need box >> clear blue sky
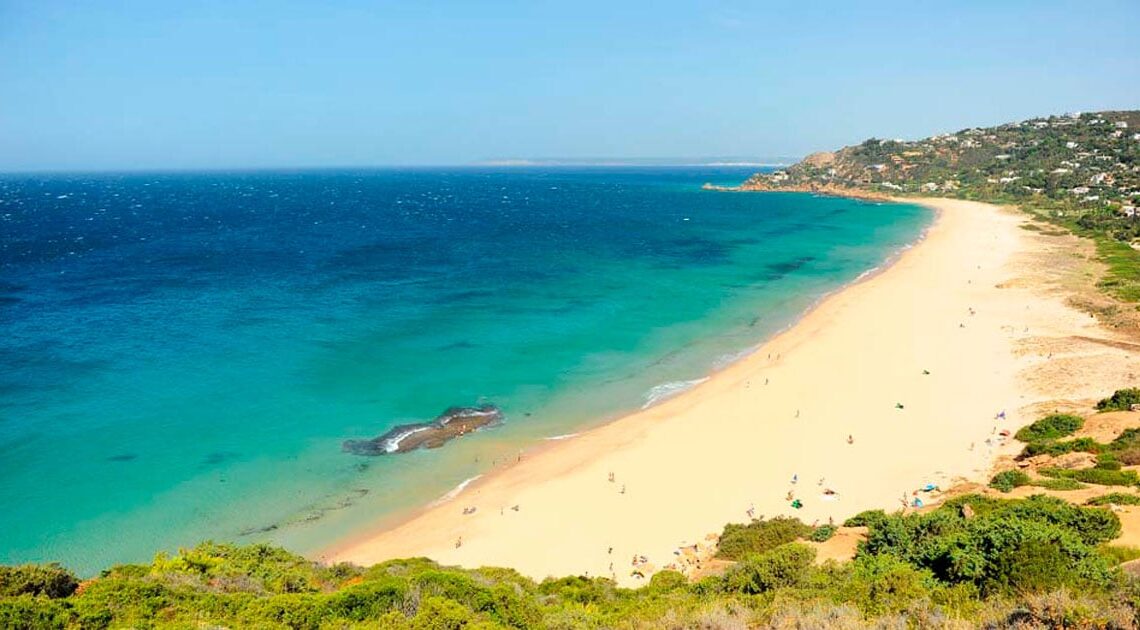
[2,0,1138,171]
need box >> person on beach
[608,472,615,482]
[791,473,798,484]
[455,537,462,548]
[620,484,626,495]
[847,434,854,445]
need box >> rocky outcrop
[343,404,503,455]
[704,179,891,202]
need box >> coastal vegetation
[740,110,1140,302]
[1013,413,1084,442]
[1099,388,1140,412]
[4,493,1140,628]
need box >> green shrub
[0,596,71,629]
[716,516,813,560]
[1033,478,1085,491]
[1086,492,1140,506]
[810,525,837,542]
[0,564,79,598]
[1020,437,1101,458]
[1039,467,1140,487]
[839,554,934,616]
[724,543,816,594]
[1097,544,1140,565]
[1109,427,1140,450]
[989,469,1031,493]
[843,510,888,528]
[860,494,1119,594]
[1003,495,1122,545]
[411,595,478,630]
[647,570,687,592]
[536,575,614,605]
[1097,388,1140,412]
[1015,414,1085,442]
[1096,454,1123,470]
[325,578,407,621]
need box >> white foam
[641,378,709,409]
[382,426,432,453]
[544,432,580,441]
[431,475,482,506]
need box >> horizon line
[0,159,795,177]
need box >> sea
[0,167,931,574]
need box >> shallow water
[0,167,930,573]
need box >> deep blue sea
[0,167,930,574]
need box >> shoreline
[319,196,937,554]
[326,196,1129,585]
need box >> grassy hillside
[4,493,1140,628]
[744,110,1140,301]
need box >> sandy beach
[329,197,1140,586]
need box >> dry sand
[329,198,1140,585]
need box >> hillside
[740,110,1140,301]
[7,392,1140,628]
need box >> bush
[0,596,71,629]
[411,596,478,629]
[840,554,934,616]
[860,494,1119,594]
[843,510,888,528]
[1033,478,1085,491]
[1039,467,1140,487]
[1086,492,1140,506]
[1097,544,1140,565]
[1004,495,1122,545]
[647,570,687,592]
[724,543,816,594]
[989,470,1031,493]
[810,525,837,542]
[1096,454,1123,470]
[1097,388,1140,412]
[1015,414,1085,442]
[716,516,813,560]
[1020,437,1101,458]
[0,564,79,598]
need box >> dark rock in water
[343,404,503,455]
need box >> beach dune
[329,198,1137,586]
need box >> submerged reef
[343,404,503,455]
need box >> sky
[1,0,1138,172]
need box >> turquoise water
[0,168,930,574]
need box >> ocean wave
[544,432,580,441]
[641,378,708,409]
[713,347,755,370]
[381,426,432,453]
[431,475,482,506]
